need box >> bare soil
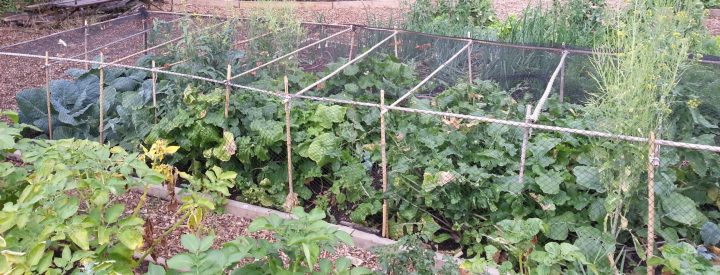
[115,189,380,271]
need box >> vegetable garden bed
[2,7,720,274]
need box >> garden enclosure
[2,10,720,273]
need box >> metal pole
[380,89,389,238]
[225,64,231,118]
[98,53,105,144]
[45,52,53,139]
[152,60,158,123]
[647,131,658,275]
[519,105,532,184]
[284,76,296,212]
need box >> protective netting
[3,11,720,273]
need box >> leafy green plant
[502,0,607,47]
[148,207,372,274]
[0,113,164,274]
[647,242,720,274]
[402,0,498,40]
[374,234,459,275]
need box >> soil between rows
[113,189,380,272]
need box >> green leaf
[305,133,338,165]
[118,229,143,250]
[662,192,707,225]
[701,222,720,246]
[167,254,194,271]
[343,64,360,76]
[146,263,167,275]
[181,234,202,252]
[344,83,360,93]
[536,172,562,195]
[310,105,347,128]
[573,166,604,192]
[69,229,90,250]
[105,204,125,223]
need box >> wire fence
[2,10,719,274]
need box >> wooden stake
[519,104,532,184]
[380,89,389,238]
[348,28,356,60]
[45,51,53,139]
[559,44,566,103]
[393,26,399,58]
[283,76,296,212]
[647,131,658,275]
[98,53,105,144]
[152,60,158,123]
[84,20,89,70]
[225,64,231,118]
[143,17,149,52]
[467,32,473,83]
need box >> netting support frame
[530,51,568,121]
[390,40,473,107]
[380,89,389,238]
[519,104,533,184]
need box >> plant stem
[138,210,193,263]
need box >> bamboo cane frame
[284,76,294,200]
[107,20,229,67]
[98,53,105,143]
[467,32,473,83]
[647,132,659,275]
[225,64,231,118]
[84,20,89,70]
[380,89,389,238]
[519,104,533,184]
[152,60,158,124]
[6,14,720,251]
[4,51,720,154]
[348,27,356,60]
[229,27,352,80]
[530,51,568,121]
[390,40,472,107]
[295,31,398,96]
[45,52,53,139]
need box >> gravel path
[116,189,380,271]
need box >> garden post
[559,44,566,103]
[284,76,296,212]
[647,131,659,275]
[225,64,231,118]
[348,26,356,60]
[143,12,149,52]
[98,53,105,144]
[152,60,158,123]
[467,32,473,83]
[393,26,399,58]
[519,104,532,184]
[380,89,389,238]
[84,20,89,70]
[45,51,53,139]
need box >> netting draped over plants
[2,10,720,273]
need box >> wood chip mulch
[114,190,379,272]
